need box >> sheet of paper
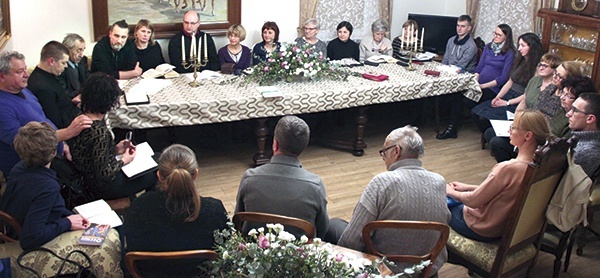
[436,65,461,74]
[184,70,223,81]
[490,119,513,137]
[86,211,123,227]
[128,79,172,96]
[121,142,158,178]
[506,110,515,120]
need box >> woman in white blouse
[359,19,393,62]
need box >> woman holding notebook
[68,72,157,201]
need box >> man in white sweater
[335,125,450,276]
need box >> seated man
[28,41,80,129]
[334,126,450,275]
[0,121,88,250]
[91,19,142,79]
[567,93,600,182]
[0,51,91,177]
[60,33,89,98]
[235,116,329,238]
[168,11,220,73]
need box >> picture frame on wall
[92,0,241,41]
[0,0,11,50]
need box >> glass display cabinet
[538,8,600,90]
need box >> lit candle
[420,28,425,50]
[181,35,185,62]
[203,34,207,60]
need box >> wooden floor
[145,102,599,277]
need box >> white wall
[5,0,465,65]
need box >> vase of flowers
[247,43,352,85]
[200,223,430,277]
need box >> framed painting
[92,0,241,41]
[0,0,11,50]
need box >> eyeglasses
[379,145,399,157]
[569,105,591,115]
[553,71,565,80]
[303,27,317,31]
[560,89,576,100]
[537,63,550,69]
[183,20,199,25]
[509,124,527,132]
[493,32,504,37]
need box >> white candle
[191,33,196,61]
[414,28,417,51]
[401,28,405,51]
[203,34,207,60]
[181,35,185,62]
[420,28,425,50]
[409,25,414,49]
[197,33,202,62]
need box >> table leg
[352,107,368,156]
[253,118,270,166]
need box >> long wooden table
[109,62,481,164]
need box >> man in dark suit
[59,33,89,99]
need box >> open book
[366,55,398,64]
[120,142,158,178]
[141,63,179,79]
[73,199,122,227]
[79,223,111,246]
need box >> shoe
[436,125,457,140]
[481,133,487,149]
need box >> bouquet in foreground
[201,223,430,277]
[246,43,353,85]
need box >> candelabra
[404,48,423,71]
[182,55,208,87]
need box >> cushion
[446,228,536,274]
[0,229,123,277]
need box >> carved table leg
[253,118,270,166]
[352,107,368,156]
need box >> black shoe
[436,125,457,140]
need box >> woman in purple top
[437,24,516,140]
[218,24,251,75]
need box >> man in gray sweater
[234,116,329,238]
[567,93,600,181]
[336,126,450,275]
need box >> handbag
[17,247,95,278]
[546,149,593,232]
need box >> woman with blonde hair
[133,19,165,72]
[446,109,549,241]
[218,24,252,74]
[124,144,228,276]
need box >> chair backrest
[491,136,569,274]
[362,220,449,278]
[0,210,22,243]
[125,250,218,278]
[232,212,316,241]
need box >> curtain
[468,0,555,45]
[299,0,391,41]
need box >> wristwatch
[506,100,510,106]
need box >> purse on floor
[17,247,95,278]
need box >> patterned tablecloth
[108,62,481,129]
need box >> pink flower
[357,273,368,278]
[305,49,311,54]
[263,66,270,72]
[258,235,270,248]
[335,253,344,262]
[292,46,298,52]
[238,243,247,251]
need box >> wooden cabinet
[538,8,600,90]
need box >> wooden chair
[447,136,570,278]
[125,250,218,278]
[361,220,449,278]
[540,226,576,278]
[0,210,21,243]
[232,212,316,241]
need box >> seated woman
[133,19,165,72]
[295,18,327,57]
[472,33,543,131]
[0,121,88,250]
[437,24,516,140]
[487,61,589,162]
[446,109,549,241]
[123,144,228,276]
[218,24,251,75]
[68,72,157,201]
[252,21,281,65]
[326,21,359,61]
[359,19,393,62]
[392,20,418,59]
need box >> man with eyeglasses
[331,126,450,275]
[567,93,600,182]
[168,10,220,73]
[91,20,142,80]
[59,33,89,99]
